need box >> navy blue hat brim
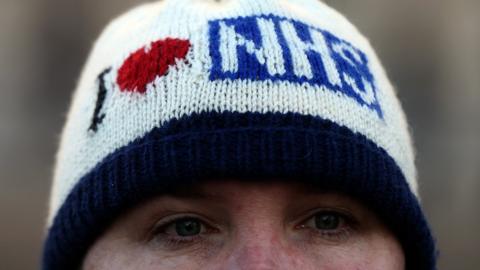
[42,111,437,270]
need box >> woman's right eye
[166,217,204,237]
[149,216,217,249]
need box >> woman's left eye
[313,211,342,230]
[297,210,356,242]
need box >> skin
[83,180,405,270]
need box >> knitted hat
[43,0,437,269]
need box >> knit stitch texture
[43,0,437,269]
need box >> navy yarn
[208,14,383,117]
[42,111,436,270]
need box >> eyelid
[292,207,359,230]
[147,213,218,240]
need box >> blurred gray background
[0,0,479,269]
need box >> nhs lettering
[208,15,383,117]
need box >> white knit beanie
[43,0,437,269]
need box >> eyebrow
[163,185,225,201]
[161,180,337,203]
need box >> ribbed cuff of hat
[42,111,437,270]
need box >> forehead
[120,179,375,231]
[158,179,363,208]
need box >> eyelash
[161,234,203,249]
[149,209,357,248]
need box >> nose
[221,237,304,270]
[227,245,280,270]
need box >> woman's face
[83,180,405,270]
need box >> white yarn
[48,0,417,225]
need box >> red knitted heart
[117,38,191,93]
